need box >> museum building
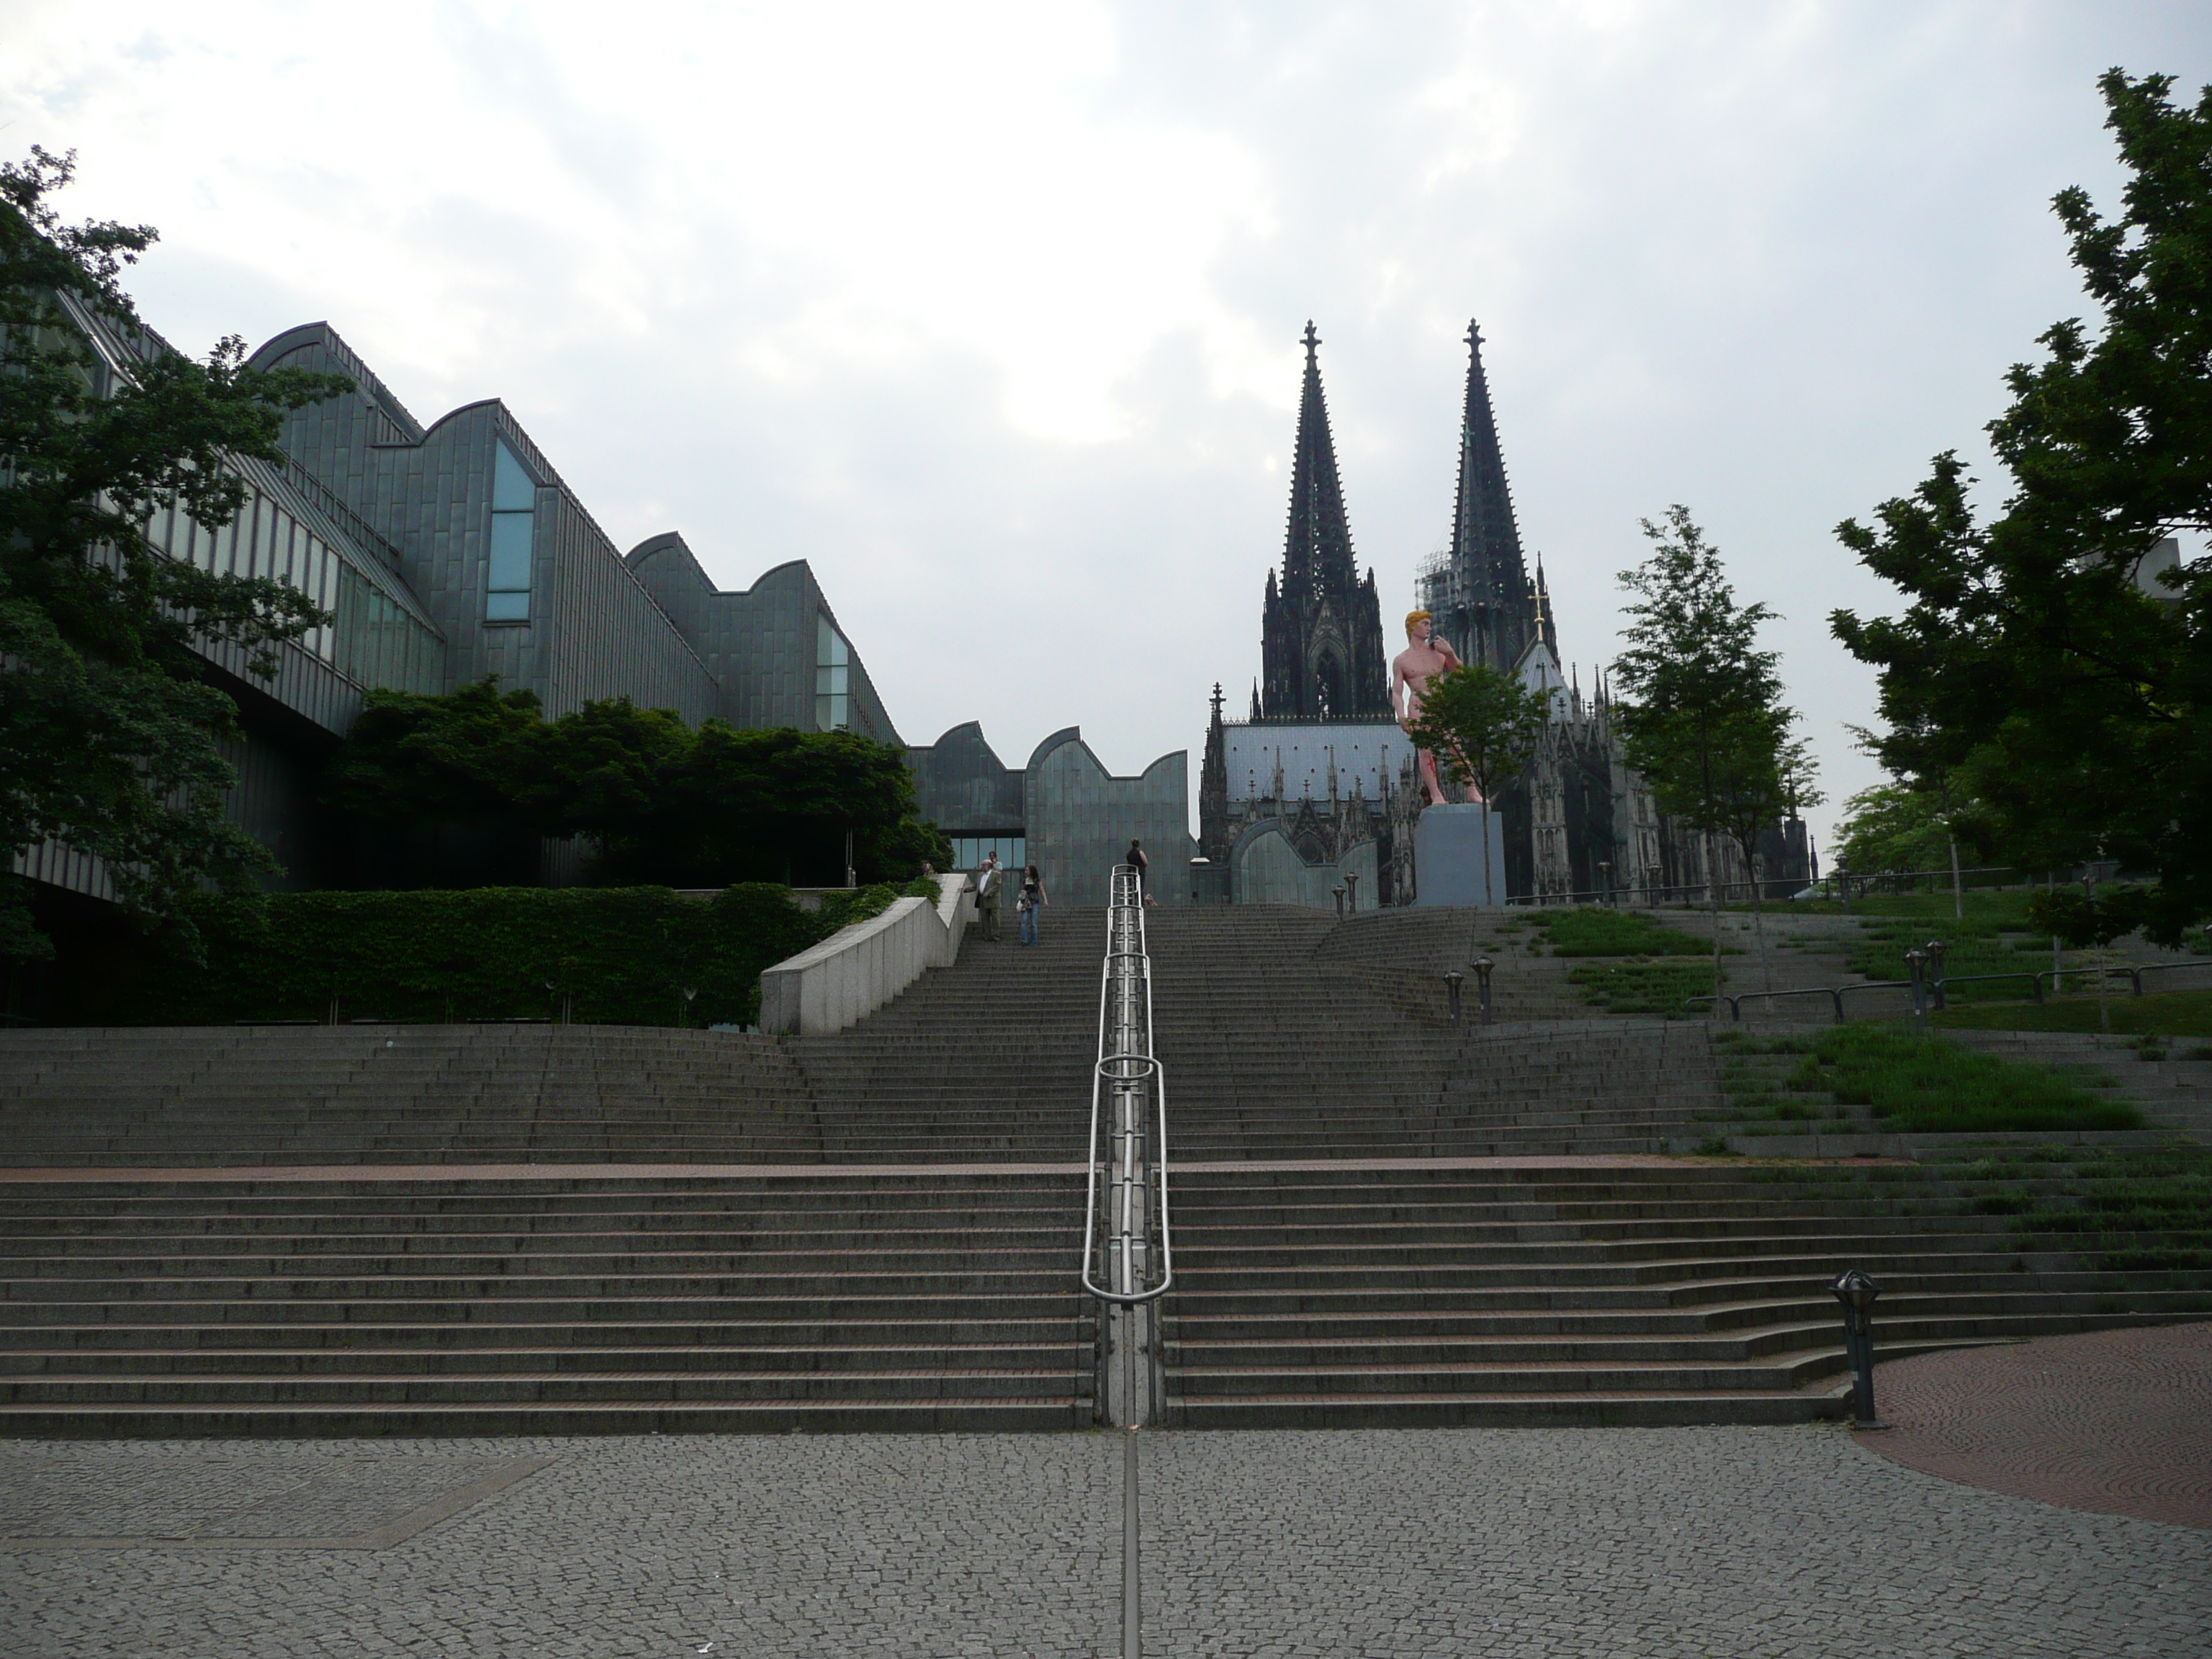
[17,292,1192,928]
[17,298,901,914]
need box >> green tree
[1833,781,1957,876]
[1609,505,1794,994]
[323,681,952,889]
[1705,715,1822,989]
[639,724,945,888]
[1832,70,2212,946]
[1403,661,1552,902]
[321,678,550,887]
[0,149,352,955]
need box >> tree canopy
[1403,662,1553,809]
[0,149,352,955]
[326,679,951,889]
[1832,70,2212,945]
[1832,781,1959,876]
[1609,504,1807,868]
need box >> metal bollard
[1443,970,1465,1025]
[1831,1269,1887,1429]
[1926,940,1948,1011]
[1905,948,1929,1033]
[1471,956,1495,1026]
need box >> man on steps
[973,852,1003,941]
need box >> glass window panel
[254,496,275,578]
[145,500,171,557]
[487,513,533,591]
[486,588,529,621]
[493,441,535,511]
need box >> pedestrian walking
[1126,839,1154,906]
[974,852,1002,941]
[1017,865,1048,946]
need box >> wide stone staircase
[1,901,2203,1435]
[0,1172,1092,1436]
[0,1026,824,1167]
[1159,1161,2211,1427]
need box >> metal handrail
[1687,958,2212,1022]
[1080,864,1174,1434]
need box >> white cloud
[4,0,2208,853]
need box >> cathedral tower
[1259,323,1389,721]
[1419,320,1550,672]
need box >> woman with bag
[1017,865,1048,947]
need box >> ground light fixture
[1442,970,1465,1024]
[1905,949,1930,1031]
[1832,1269,1887,1430]
[1471,956,1496,1025]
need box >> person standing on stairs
[974,852,1002,941]
[1018,865,1048,946]
[1126,839,1154,906]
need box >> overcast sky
[6,2,2209,858]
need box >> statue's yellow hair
[1404,609,1432,636]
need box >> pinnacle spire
[1429,318,1539,672]
[1281,321,1357,602]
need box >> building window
[815,613,850,730]
[950,835,1025,871]
[487,440,535,621]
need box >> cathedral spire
[1257,322,1390,721]
[1282,320,1357,602]
[1436,319,1538,672]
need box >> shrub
[114,884,837,1028]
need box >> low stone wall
[758,874,974,1035]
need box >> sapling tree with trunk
[1609,505,1802,1002]
[1402,662,1553,905]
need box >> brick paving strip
[1857,1321,2212,1527]
[0,1154,1906,1182]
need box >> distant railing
[1501,866,2033,910]
[1688,956,2212,1022]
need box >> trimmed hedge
[115,883,914,1028]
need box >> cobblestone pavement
[1,1425,2205,1658]
[1858,1321,2212,1527]
[1141,1425,2208,1658]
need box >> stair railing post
[1905,950,1928,1033]
[1926,940,1948,1011]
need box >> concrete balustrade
[759,873,975,1035]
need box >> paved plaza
[1,1421,2204,1658]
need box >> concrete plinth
[1413,804,1508,906]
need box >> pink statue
[1390,608,1462,807]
